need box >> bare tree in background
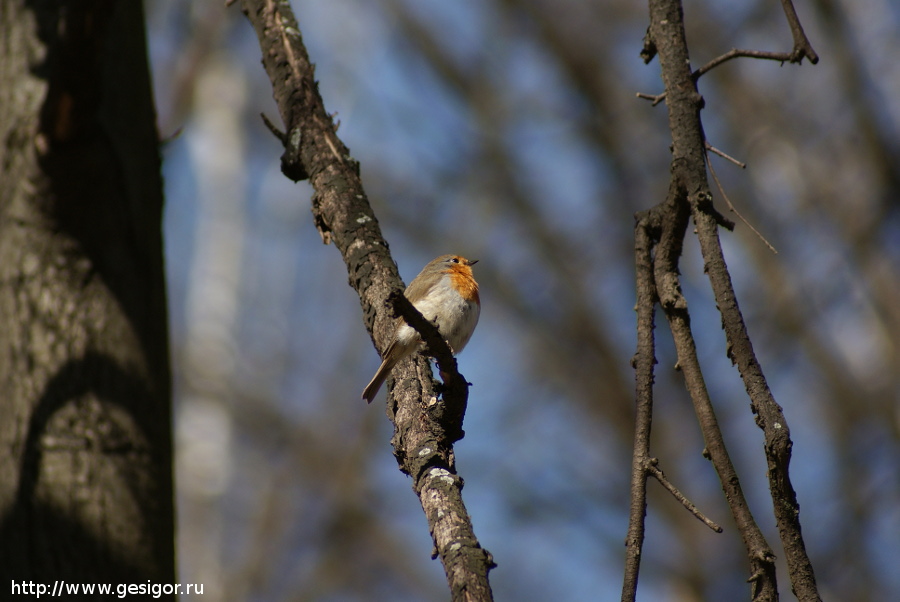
[624,0,820,600]
[0,1,175,595]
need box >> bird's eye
[449,257,459,263]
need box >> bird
[362,254,481,403]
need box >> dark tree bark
[0,0,175,594]
[623,0,821,600]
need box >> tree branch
[639,1,818,104]
[778,0,819,64]
[621,209,661,602]
[657,246,779,602]
[639,0,823,599]
[693,48,804,80]
[690,170,820,602]
[705,141,746,169]
[653,171,779,602]
[646,460,722,533]
[625,194,723,602]
[237,1,494,598]
[705,149,778,254]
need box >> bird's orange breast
[448,266,480,305]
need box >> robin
[362,254,481,403]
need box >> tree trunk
[0,0,175,593]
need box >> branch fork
[623,0,821,600]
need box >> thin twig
[636,91,667,106]
[260,112,286,143]
[694,48,800,80]
[646,460,723,532]
[705,149,778,254]
[705,142,746,169]
[640,46,814,106]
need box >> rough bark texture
[239,1,495,599]
[622,0,821,600]
[0,0,175,593]
[621,211,659,601]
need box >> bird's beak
[466,259,479,266]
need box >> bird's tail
[361,358,395,403]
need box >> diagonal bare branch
[637,0,823,598]
[236,1,495,599]
[646,460,722,533]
